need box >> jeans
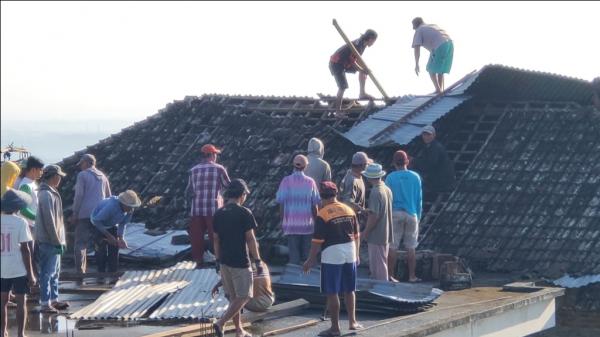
[287,234,312,265]
[94,227,119,272]
[74,218,94,274]
[37,242,60,305]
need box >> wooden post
[332,19,389,101]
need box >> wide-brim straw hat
[118,190,142,208]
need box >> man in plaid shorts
[185,144,231,268]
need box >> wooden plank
[141,299,309,337]
[262,319,321,336]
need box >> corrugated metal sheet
[273,265,442,314]
[344,95,469,147]
[70,261,228,321]
[342,64,593,148]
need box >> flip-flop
[52,301,70,310]
[317,329,341,337]
[349,323,364,330]
[213,323,224,337]
[408,277,422,283]
[40,306,59,314]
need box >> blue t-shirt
[384,170,422,220]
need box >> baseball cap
[393,150,409,166]
[42,164,66,179]
[1,189,32,213]
[293,154,309,169]
[200,144,221,154]
[319,181,338,198]
[224,178,251,198]
[422,125,436,135]
[352,152,372,165]
[77,153,96,166]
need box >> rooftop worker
[212,179,264,337]
[305,138,332,187]
[339,152,371,229]
[304,181,363,336]
[90,190,141,273]
[1,189,36,337]
[592,77,600,109]
[70,153,112,275]
[329,29,378,114]
[1,161,21,197]
[17,156,44,228]
[411,17,454,93]
[385,150,423,283]
[361,163,393,281]
[35,164,69,313]
[185,144,231,268]
[276,154,321,265]
[411,125,456,193]
[211,263,274,313]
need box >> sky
[2,1,599,124]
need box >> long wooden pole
[332,19,389,101]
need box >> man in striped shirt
[276,154,321,265]
[185,144,230,268]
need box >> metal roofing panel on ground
[273,264,442,314]
[70,261,228,321]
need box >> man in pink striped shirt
[186,144,230,268]
[276,155,321,265]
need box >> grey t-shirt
[339,169,366,211]
[412,24,451,52]
[366,183,393,246]
[306,155,332,187]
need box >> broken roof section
[343,64,592,148]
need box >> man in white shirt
[1,189,37,337]
[411,17,454,93]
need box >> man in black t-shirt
[212,179,263,337]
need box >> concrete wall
[428,298,556,337]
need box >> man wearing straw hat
[90,190,141,273]
[361,163,393,281]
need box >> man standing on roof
[17,156,44,230]
[276,154,321,265]
[411,125,456,193]
[303,181,362,336]
[185,144,231,268]
[35,165,69,313]
[70,154,112,275]
[412,17,454,94]
[212,179,263,337]
[329,29,378,113]
[361,163,393,281]
[385,151,423,282]
[305,138,332,188]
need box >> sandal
[213,323,224,337]
[349,323,364,330]
[408,277,422,283]
[317,329,341,337]
[40,305,59,314]
[52,301,70,310]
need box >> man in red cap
[185,144,231,268]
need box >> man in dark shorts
[213,179,264,337]
[303,181,362,337]
[1,189,37,337]
[329,29,378,113]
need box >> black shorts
[1,276,30,295]
[329,62,349,90]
